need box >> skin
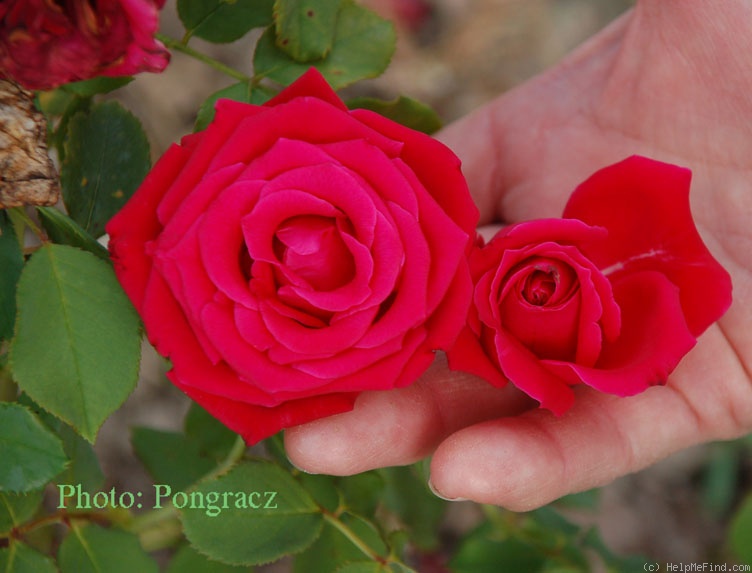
[285,0,752,510]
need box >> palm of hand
[286,3,752,509]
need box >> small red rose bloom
[107,69,478,443]
[448,156,732,413]
[0,0,169,91]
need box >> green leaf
[51,423,105,491]
[61,101,150,238]
[346,96,442,134]
[274,0,342,62]
[10,244,142,443]
[0,211,24,341]
[293,521,366,573]
[178,0,274,43]
[263,433,294,470]
[166,543,251,573]
[730,493,752,565]
[0,403,67,493]
[335,564,382,573]
[295,512,388,573]
[254,0,395,90]
[449,524,547,573]
[297,473,340,513]
[184,402,239,460]
[63,77,133,97]
[181,460,323,565]
[37,207,110,261]
[132,427,215,491]
[380,464,445,550]
[339,471,384,517]
[15,395,105,491]
[0,542,57,573]
[701,442,742,517]
[335,564,415,573]
[36,88,78,117]
[194,82,275,132]
[58,524,159,573]
[0,490,43,534]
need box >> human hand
[285,0,752,510]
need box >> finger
[428,327,750,510]
[285,354,534,475]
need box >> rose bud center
[517,259,578,308]
[499,257,582,361]
[522,269,557,306]
[273,215,356,291]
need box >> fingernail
[287,456,318,475]
[428,479,467,502]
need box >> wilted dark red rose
[0,0,169,91]
[107,69,478,443]
[448,156,732,413]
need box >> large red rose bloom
[107,69,478,444]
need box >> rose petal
[544,270,697,396]
[263,67,348,111]
[447,325,509,388]
[172,377,356,444]
[199,179,266,307]
[564,155,732,336]
[494,328,576,414]
[205,98,403,175]
[351,108,479,234]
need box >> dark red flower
[0,0,169,90]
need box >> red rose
[0,0,169,91]
[107,69,478,443]
[448,156,732,413]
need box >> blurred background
[100,0,752,568]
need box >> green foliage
[184,402,240,460]
[46,419,105,491]
[336,563,415,573]
[729,493,752,565]
[62,77,133,97]
[294,521,369,573]
[450,522,548,573]
[0,212,23,341]
[0,491,43,534]
[178,0,274,43]
[347,96,443,134]
[9,244,142,443]
[61,101,151,238]
[132,427,216,491]
[58,524,159,573]
[338,471,384,517]
[254,0,395,89]
[37,207,110,261]
[0,542,58,573]
[166,543,252,572]
[0,403,67,493]
[181,460,323,565]
[274,0,342,62]
[380,464,446,550]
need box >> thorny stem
[156,34,252,83]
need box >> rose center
[273,215,355,291]
[522,269,557,306]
